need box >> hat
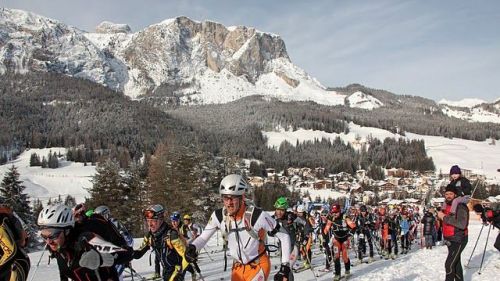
[450,165,461,175]
[445,184,458,194]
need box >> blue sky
[3,0,500,102]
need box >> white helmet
[94,205,111,219]
[297,205,305,213]
[38,204,75,228]
[219,174,248,196]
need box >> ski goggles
[40,228,64,241]
[143,210,163,219]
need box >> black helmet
[360,205,367,212]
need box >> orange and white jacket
[191,203,291,265]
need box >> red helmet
[330,204,341,214]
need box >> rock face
[95,21,131,34]
[0,8,340,105]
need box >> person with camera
[473,203,500,252]
[437,184,469,281]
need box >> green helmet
[274,197,289,209]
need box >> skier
[272,196,299,273]
[170,212,197,281]
[133,204,189,281]
[38,204,133,281]
[182,214,201,244]
[355,205,375,263]
[184,174,292,281]
[0,196,30,281]
[295,204,313,270]
[94,205,134,280]
[318,209,333,272]
[324,204,356,281]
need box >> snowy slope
[347,91,383,110]
[0,148,94,205]
[438,98,487,108]
[262,122,500,182]
[26,218,499,280]
[441,105,500,124]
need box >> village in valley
[245,164,497,209]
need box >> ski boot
[345,270,351,279]
[334,274,341,281]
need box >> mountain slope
[0,8,344,106]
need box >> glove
[185,244,198,263]
[274,263,291,281]
[79,248,115,270]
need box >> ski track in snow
[26,219,499,281]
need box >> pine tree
[88,159,124,212]
[64,195,76,207]
[0,165,33,226]
[30,153,41,166]
[147,140,218,222]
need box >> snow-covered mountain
[440,99,500,124]
[0,8,345,106]
[346,91,383,110]
[438,98,486,108]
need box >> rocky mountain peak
[95,21,131,34]
[0,8,338,105]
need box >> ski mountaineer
[0,196,30,281]
[324,204,356,281]
[318,209,333,272]
[184,174,292,281]
[94,205,134,281]
[295,204,313,270]
[272,197,299,273]
[170,212,197,281]
[133,204,189,281]
[355,205,375,263]
[38,204,134,281]
[182,214,202,245]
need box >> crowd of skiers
[0,165,498,281]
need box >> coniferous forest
[1,72,499,235]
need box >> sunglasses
[222,195,241,202]
[41,228,64,241]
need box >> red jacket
[442,202,468,242]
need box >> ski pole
[201,246,214,261]
[478,224,492,275]
[305,250,319,280]
[191,262,206,281]
[28,244,48,281]
[466,223,485,268]
[127,266,146,281]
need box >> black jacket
[449,177,472,196]
[421,212,436,236]
[52,216,133,281]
